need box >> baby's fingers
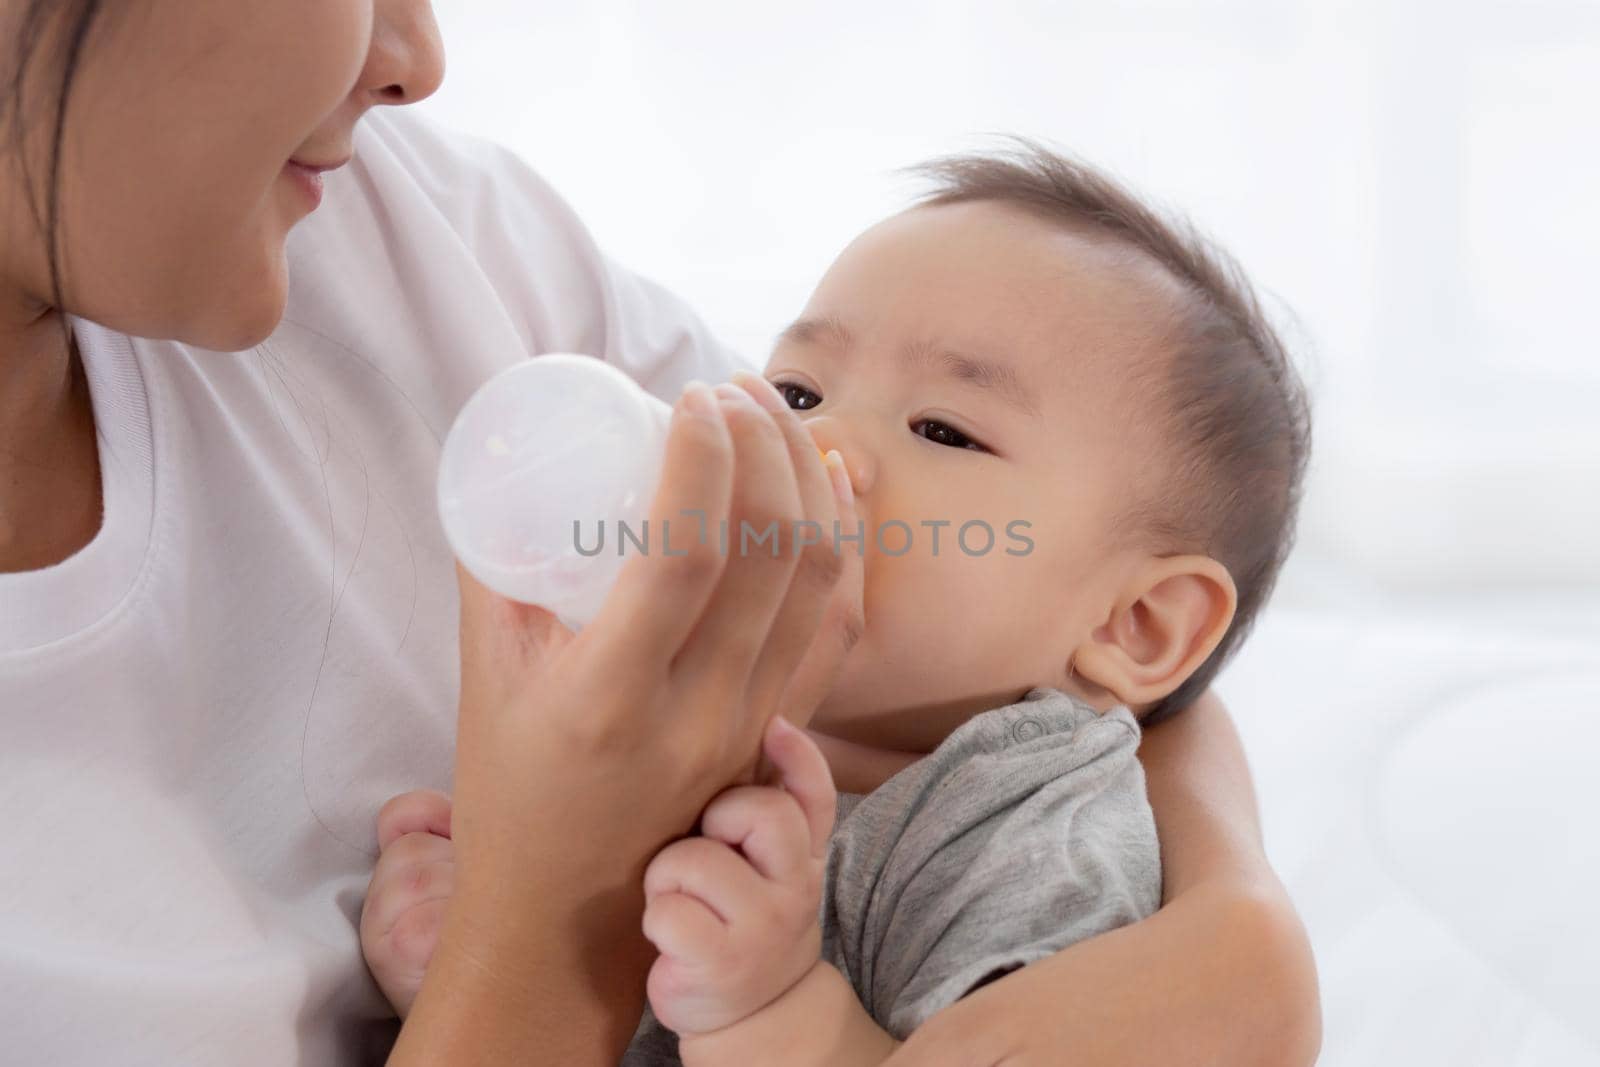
[643,837,759,923]
[376,789,453,852]
[760,715,838,862]
[698,783,814,887]
[361,831,456,943]
[642,890,729,963]
[384,897,451,976]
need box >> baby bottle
[436,354,674,628]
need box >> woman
[0,1,1319,1064]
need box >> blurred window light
[417,0,1600,591]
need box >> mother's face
[2,0,443,350]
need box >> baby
[362,140,1311,1065]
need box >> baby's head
[766,141,1310,753]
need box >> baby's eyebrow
[776,315,1041,418]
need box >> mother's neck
[2,292,75,434]
[0,295,103,573]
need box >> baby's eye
[772,380,822,411]
[912,419,989,453]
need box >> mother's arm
[884,690,1321,1067]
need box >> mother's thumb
[455,560,571,676]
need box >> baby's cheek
[815,513,1084,748]
[893,541,1062,676]
[864,562,973,686]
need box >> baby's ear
[1071,556,1237,709]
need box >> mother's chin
[155,240,294,353]
[199,268,291,354]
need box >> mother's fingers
[772,449,862,733]
[669,384,803,705]
[729,371,844,719]
[454,561,571,683]
[590,382,733,670]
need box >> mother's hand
[390,372,860,1066]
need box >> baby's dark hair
[904,139,1312,724]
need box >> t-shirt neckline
[0,318,156,655]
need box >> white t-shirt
[0,109,753,1065]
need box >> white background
[417,3,1600,1063]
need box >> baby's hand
[359,789,455,1019]
[643,713,838,1039]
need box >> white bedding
[1220,574,1600,1065]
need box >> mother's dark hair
[4,0,104,311]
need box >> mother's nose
[362,0,447,106]
[803,414,876,496]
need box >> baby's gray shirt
[623,687,1162,1065]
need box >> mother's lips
[288,156,352,173]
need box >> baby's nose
[804,417,874,496]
